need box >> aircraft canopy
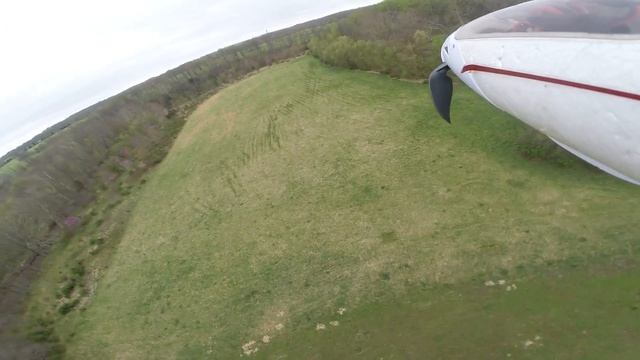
[457,0,640,39]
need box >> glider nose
[429,32,491,122]
[441,33,463,75]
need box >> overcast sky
[0,0,380,157]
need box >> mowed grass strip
[61,56,640,358]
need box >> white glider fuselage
[441,2,640,185]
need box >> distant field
[29,56,640,358]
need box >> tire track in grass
[218,63,395,196]
[219,64,328,196]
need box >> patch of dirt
[523,335,543,349]
[242,340,258,356]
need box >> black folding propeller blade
[428,63,453,123]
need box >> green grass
[29,56,640,359]
[0,158,25,175]
[264,260,640,359]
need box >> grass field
[27,56,640,359]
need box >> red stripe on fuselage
[462,64,640,102]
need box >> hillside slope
[51,56,640,358]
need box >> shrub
[119,185,131,196]
[57,279,76,298]
[28,326,54,342]
[89,237,104,246]
[27,318,55,342]
[58,299,80,315]
[71,262,85,278]
[48,342,67,360]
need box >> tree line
[309,0,523,79]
